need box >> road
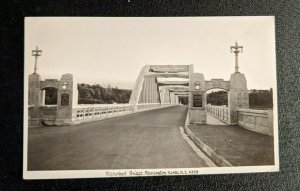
[28,105,208,170]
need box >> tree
[249,89,273,108]
[207,89,273,109]
[207,91,228,106]
[77,83,132,104]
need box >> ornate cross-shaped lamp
[230,42,243,73]
[32,46,42,74]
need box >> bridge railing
[73,104,134,121]
[206,104,230,124]
[237,108,273,136]
[206,104,274,136]
[72,103,174,122]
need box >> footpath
[185,124,275,166]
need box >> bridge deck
[28,105,208,170]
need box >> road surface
[28,105,209,170]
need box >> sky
[25,17,276,90]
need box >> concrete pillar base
[189,108,207,124]
[54,119,74,126]
[29,118,41,127]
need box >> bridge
[27,43,274,170]
[28,63,273,136]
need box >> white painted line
[178,127,217,167]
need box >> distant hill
[78,83,132,104]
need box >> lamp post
[230,42,243,73]
[32,46,42,74]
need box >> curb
[179,127,217,167]
[184,111,233,167]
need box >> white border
[23,16,279,179]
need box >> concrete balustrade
[206,104,230,124]
[29,102,175,127]
[237,109,273,136]
[71,103,174,123]
[206,104,273,136]
[73,104,134,121]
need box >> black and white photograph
[23,16,278,179]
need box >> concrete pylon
[228,72,249,124]
[175,95,179,104]
[28,73,43,126]
[188,73,206,124]
[169,92,174,104]
[129,65,150,110]
[55,74,78,125]
[159,86,169,104]
[164,89,170,103]
[28,73,43,106]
